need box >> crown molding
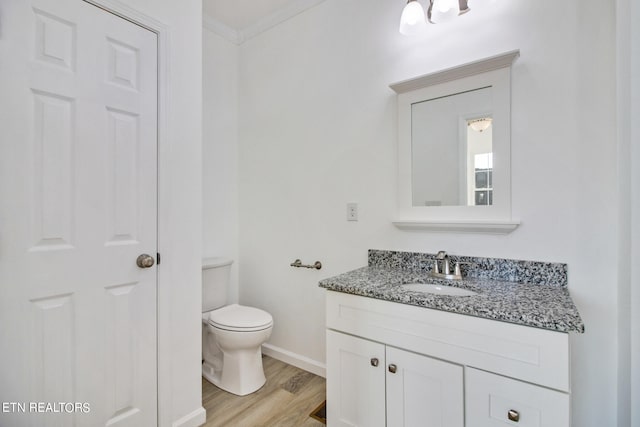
[240,0,327,42]
[203,14,242,44]
[203,0,327,45]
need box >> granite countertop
[319,265,585,333]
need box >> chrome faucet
[431,251,463,280]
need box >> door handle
[136,254,155,268]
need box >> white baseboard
[172,406,206,427]
[262,343,326,378]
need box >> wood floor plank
[282,370,315,394]
[222,388,295,427]
[264,375,326,426]
[202,356,326,427]
[299,417,327,427]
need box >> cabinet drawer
[465,368,570,427]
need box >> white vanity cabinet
[327,330,464,427]
[325,291,572,427]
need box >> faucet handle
[443,256,450,275]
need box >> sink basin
[401,283,477,297]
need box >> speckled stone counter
[318,250,584,333]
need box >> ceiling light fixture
[399,0,427,36]
[400,0,471,34]
[468,117,492,132]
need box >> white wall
[632,3,640,419]
[616,0,631,425]
[228,0,619,425]
[115,1,204,426]
[632,0,640,421]
[203,27,240,303]
[617,0,640,425]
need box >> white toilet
[201,258,273,396]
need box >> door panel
[31,90,76,250]
[0,1,158,426]
[326,330,386,427]
[386,346,464,427]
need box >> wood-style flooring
[202,356,326,427]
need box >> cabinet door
[327,330,386,427]
[465,368,570,427]
[386,346,464,427]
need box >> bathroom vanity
[319,250,584,427]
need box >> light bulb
[429,0,458,23]
[399,0,427,35]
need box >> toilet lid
[208,304,273,331]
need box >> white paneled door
[0,0,158,426]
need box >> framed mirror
[390,51,520,233]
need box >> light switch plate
[347,203,358,221]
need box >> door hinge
[157,252,161,265]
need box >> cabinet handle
[388,364,397,374]
[508,409,520,422]
[370,358,379,367]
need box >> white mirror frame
[390,50,520,233]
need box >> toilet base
[201,307,273,397]
[202,348,267,396]
[202,359,222,388]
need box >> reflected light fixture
[468,117,493,132]
[400,0,471,34]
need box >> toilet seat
[207,304,273,332]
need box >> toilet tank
[202,257,233,312]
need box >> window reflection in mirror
[467,120,493,206]
[411,86,493,207]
